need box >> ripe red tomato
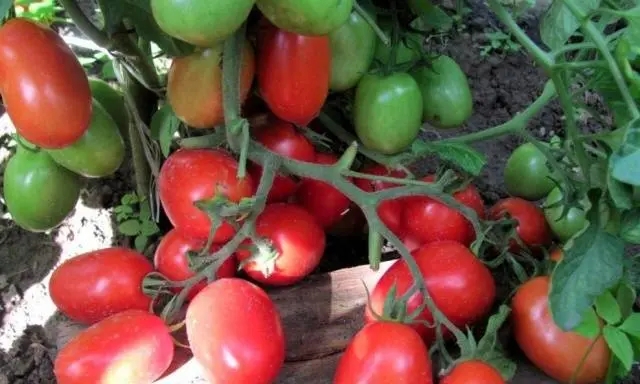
[186,278,285,384]
[488,197,551,250]
[334,321,433,384]
[512,276,610,384]
[441,360,505,384]
[295,153,352,228]
[237,203,326,286]
[54,310,174,384]
[249,118,316,202]
[0,18,92,148]
[49,247,153,324]
[153,228,238,300]
[364,241,496,344]
[257,21,330,126]
[158,148,255,241]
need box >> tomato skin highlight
[0,18,91,148]
[489,197,551,250]
[257,23,331,126]
[186,278,285,384]
[256,0,352,36]
[365,241,496,344]
[504,143,555,200]
[54,310,174,384]
[441,360,505,384]
[334,321,433,384]
[158,148,255,241]
[49,247,154,324]
[168,42,255,128]
[512,276,610,384]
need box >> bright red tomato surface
[249,118,316,202]
[186,278,285,384]
[0,18,92,148]
[489,197,551,250]
[49,247,153,324]
[364,241,496,344]
[237,203,326,286]
[441,360,505,384]
[334,321,433,384]
[158,148,255,241]
[54,310,174,384]
[257,21,330,126]
[153,228,237,300]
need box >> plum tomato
[504,143,556,201]
[441,360,505,384]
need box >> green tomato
[354,72,423,155]
[504,143,556,200]
[3,146,82,232]
[329,11,376,91]
[89,78,129,139]
[151,0,255,47]
[411,55,473,128]
[46,100,125,178]
[256,0,352,36]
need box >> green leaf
[574,307,601,339]
[96,0,124,36]
[616,283,637,319]
[611,120,640,186]
[608,174,633,210]
[539,0,601,50]
[134,235,149,252]
[121,193,139,205]
[138,200,151,221]
[118,219,141,236]
[101,60,116,81]
[549,224,625,331]
[411,141,486,176]
[603,325,634,372]
[595,291,623,325]
[620,313,640,338]
[0,0,13,20]
[476,305,511,356]
[140,220,160,236]
[621,209,640,244]
[408,0,453,32]
[150,104,180,157]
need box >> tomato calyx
[237,239,281,278]
[364,282,430,326]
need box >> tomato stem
[354,1,390,47]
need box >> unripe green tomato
[89,78,129,139]
[256,0,353,36]
[504,143,556,200]
[544,188,613,242]
[4,146,82,232]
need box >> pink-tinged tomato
[158,148,255,241]
[237,203,326,286]
[186,278,285,383]
[54,310,174,384]
[441,360,505,384]
[334,321,433,384]
[488,197,551,250]
[153,228,238,300]
[49,247,153,324]
[365,241,496,344]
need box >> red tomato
[54,310,174,384]
[488,197,551,250]
[153,228,238,300]
[257,21,330,126]
[512,276,610,384]
[550,248,563,263]
[158,148,255,241]
[186,278,285,383]
[364,241,496,344]
[49,247,153,324]
[334,321,433,384]
[249,118,316,202]
[441,360,505,384]
[0,18,91,148]
[403,175,485,247]
[237,203,326,286]
[295,153,352,228]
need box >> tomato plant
[441,360,505,384]
[256,0,352,36]
[504,143,556,200]
[489,197,551,250]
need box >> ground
[0,1,637,383]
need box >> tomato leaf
[539,0,601,50]
[476,305,511,356]
[118,219,142,236]
[574,307,601,339]
[616,282,637,319]
[621,209,640,244]
[549,223,625,331]
[140,220,159,237]
[608,175,633,210]
[610,119,640,187]
[0,0,13,20]
[411,141,486,176]
[407,0,453,32]
[134,235,149,252]
[150,104,180,157]
[603,325,634,372]
[596,290,623,325]
[96,0,124,36]
[620,313,640,338]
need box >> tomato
[45,100,125,178]
[365,241,496,343]
[543,187,594,242]
[249,118,316,202]
[158,148,255,241]
[89,78,129,139]
[237,203,326,286]
[168,42,255,129]
[295,153,352,228]
[354,73,423,155]
[0,18,91,148]
[489,197,551,250]
[504,143,555,200]
[256,0,352,36]
[151,0,255,47]
[550,248,563,263]
[329,11,377,91]
[186,278,285,383]
[512,276,610,384]
[153,228,238,300]
[441,360,504,384]
[49,247,154,324]
[3,146,81,232]
[257,22,330,126]
[411,55,473,129]
[374,21,422,67]
[54,310,173,384]
[403,175,485,247]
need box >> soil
[0,1,636,383]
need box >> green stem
[354,1,389,46]
[552,42,597,58]
[570,332,602,384]
[58,0,111,48]
[368,231,382,271]
[554,60,609,70]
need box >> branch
[57,0,111,48]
